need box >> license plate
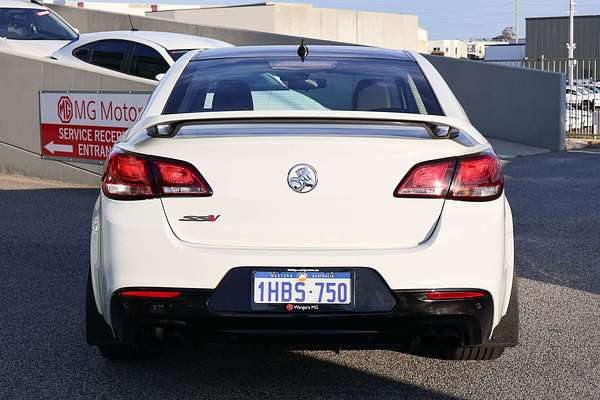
[253,271,352,304]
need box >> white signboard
[39,91,152,163]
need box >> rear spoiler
[424,123,460,139]
[140,111,468,140]
[146,118,460,140]
[122,111,486,148]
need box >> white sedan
[0,0,78,57]
[87,45,519,361]
[51,30,232,81]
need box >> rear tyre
[98,343,136,361]
[443,344,505,360]
[442,276,519,361]
[86,269,116,344]
[97,342,162,361]
[86,269,137,361]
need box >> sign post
[39,90,152,164]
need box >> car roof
[0,0,45,9]
[192,45,415,62]
[76,31,233,51]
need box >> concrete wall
[0,49,154,185]
[48,4,340,46]
[148,3,421,51]
[425,55,566,151]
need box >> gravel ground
[0,151,598,399]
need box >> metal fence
[486,58,600,140]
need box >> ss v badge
[179,215,221,222]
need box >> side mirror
[155,73,165,81]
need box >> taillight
[448,153,503,201]
[152,160,211,196]
[102,150,154,200]
[395,152,503,202]
[102,148,212,200]
[394,159,455,198]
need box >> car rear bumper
[106,268,510,352]
[110,290,496,349]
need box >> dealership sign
[39,91,152,163]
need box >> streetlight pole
[567,0,576,86]
[514,0,519,44]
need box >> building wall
[429,40,468,58]
[467,40,506,59]
[527,15,600,59]
[149,5,277,33]
[273,3,328,40]
[55,1,203,16]
[417,27,429,53]
[357,11,419,51]
[149,3,423,51]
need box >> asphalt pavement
[0,150,599,399]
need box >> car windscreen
[163,57,444,115]
[0,8,77,40]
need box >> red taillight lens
[119,290,181,299]
[424,291,485,300]
[102,150,155,200]
[152,159,211,196]
[394,159,455,198]
[102,149,212,200]
[449,154,503,201]
[395,152,503,202]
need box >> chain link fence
[486,58,600,140]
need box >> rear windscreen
[163,57,444,116]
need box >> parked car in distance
[566,104,594,130]
[566,85,597,108]
[87,45,519,362]
[0,0,78,57]
[50,31,232,81]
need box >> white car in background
[0,0,78,57]
[87,45,519,362]
[50,31,232,81]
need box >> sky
[96,0,600,40]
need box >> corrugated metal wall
[526,15,600,59]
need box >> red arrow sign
[40,123,128,161]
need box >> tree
[492,26,515,41]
